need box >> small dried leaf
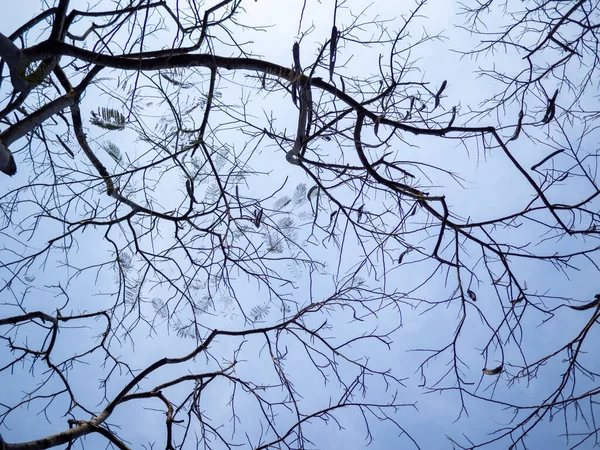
[433,80,447,110]
[448,106,456,128]
[374,115,383,136]
[329,210,337,224]
[406,96,415,120]
[254,209,263,228]
[509,110,524,141]
[398,249,410,264]
[482,365,503,376]
[292,42,301,106]
[541,89,558,124]
[467,289,477,301]
[329,25,338,81]
[185,179,197,203]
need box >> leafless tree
[1,1,599,449]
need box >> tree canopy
[1,1,600,449]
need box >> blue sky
[1,1,599,449]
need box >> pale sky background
[0,1,598,449]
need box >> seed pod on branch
[482,365,503,376]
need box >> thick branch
[0,32,32,93]
[24,40,494,138]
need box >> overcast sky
[1,1,599,449]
